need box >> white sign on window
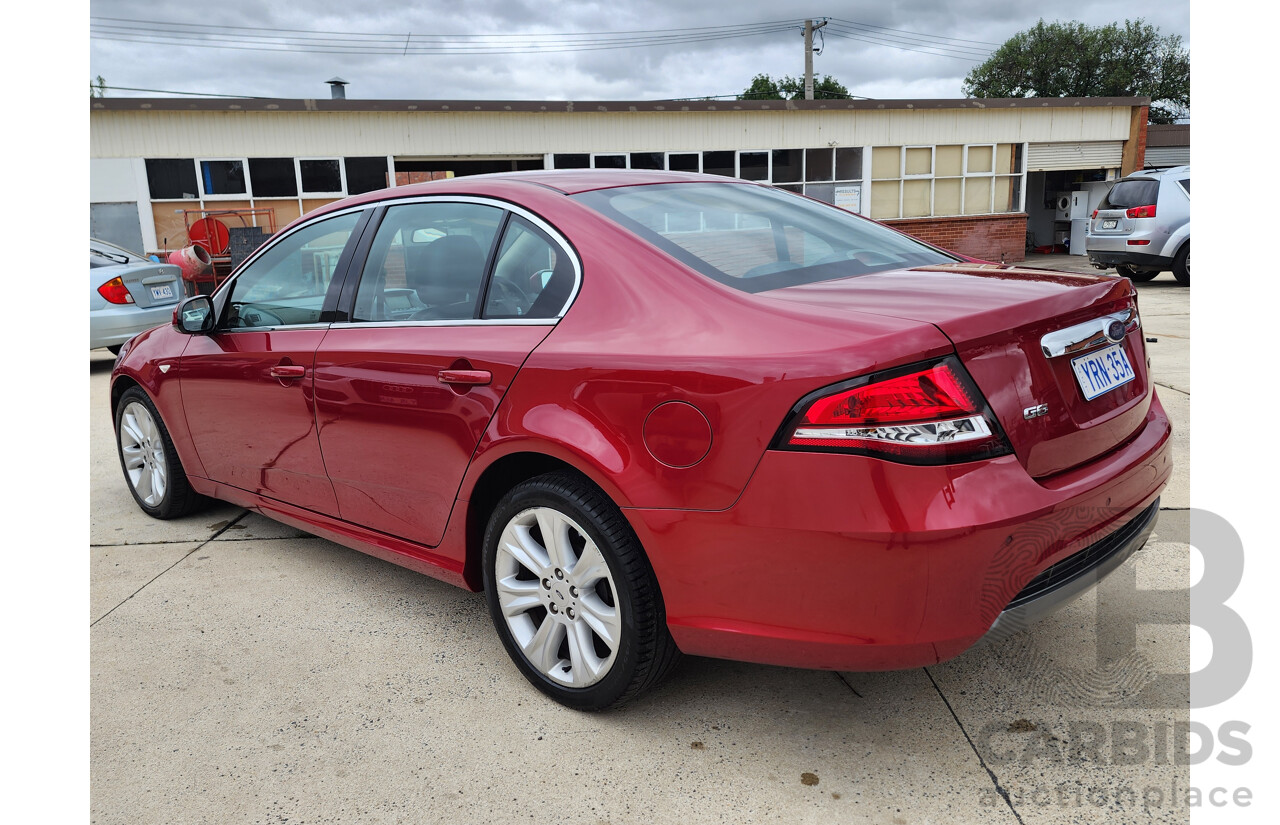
[834,184,862,214]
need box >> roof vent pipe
[327,77,349,99]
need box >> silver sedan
[90,239,185,353]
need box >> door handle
[269,365,307,379]
[439,369,492,386]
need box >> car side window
[483,216,576,319]
[1177,178,1190,195]
[224,212,360,328]
[351,202,502,322]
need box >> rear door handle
[439,369,492,386]
[269,365,307,379]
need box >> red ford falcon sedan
[111,171,1171,709]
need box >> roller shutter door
[1027,141,1124,171]
[1144,146,1190,167]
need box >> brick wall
[886,213,1029,264]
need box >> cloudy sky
[88,0,1190,102]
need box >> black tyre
[114,386,206,519]
[482,472,680,710]
[1173,243,1189,285]
[1116,265,1158,283]
[106,345,123,356]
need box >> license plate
[1102,219,1118,229]
[150,284,175,301]
[1071,343,1135,401]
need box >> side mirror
[173,296,214,334]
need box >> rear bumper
[979,497,1158,645]
[1086,249,1174,271]
[626,392,1172,671]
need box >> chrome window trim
[1040,310,1138,358]
[330,319,558,330]
[216,323,332,334]
[217,195,584,328]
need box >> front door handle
[269,365,307,379]
[439,369,492,386]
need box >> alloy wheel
[118,400,168,507]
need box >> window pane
[226,212,360,327]
[702,151,735,177]
[996,175,1021,213]
[739,152,769,181]
[871,147,900,179]
[870,180,900,219]
[903,179,931,217]
[248,158,298,197]
[668,153,699,172]
[934,178,962,216]
[300,159,342,193]
[629,152,664,170]
[485,217,574,319]
[804,182,835,204]
[774,182,803,194]
[904,148,932,177]
[963,177,993,214]
[935,145,963,177]
[200,160,246,195]
[553,154,590,169]
[967,145,994,174]
[771,149,803,183]
[344,157,388,195]
[352,202,503,322]
[146,159,199,199]
[834,147,862,181]
[804,148,833,181]
[593,154,627,169]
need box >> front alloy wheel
[115,386,204,519]
[483,472,680,710]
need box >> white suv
[1087,166,1190,285]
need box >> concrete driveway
[90,268,1191,824]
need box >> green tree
[90,75,107,98]
[739,73,850,100]
[962,19,1189,123]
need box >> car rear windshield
[573,182,955,293]
[1100,179,1160,210]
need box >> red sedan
[111,171,1171,709]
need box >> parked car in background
[90,239,184,354]
[110,171,1171,709]
[1086,166,1190,285]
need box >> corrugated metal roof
[90,96,1151,114]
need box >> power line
[826,24,992,58]
[90,17,804,55]
[823,29,987,62]
[829,18,1003,48]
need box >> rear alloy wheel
[1173,243,1190,285]
[115,387,204,519]
[483,472,679,710]
[1115,265,1158,283]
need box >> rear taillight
[1126,204,1157,219]
[1091,210,1098,219]
[97,276,134,305]
[778,357,1012,464]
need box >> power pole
[804,19,827,100]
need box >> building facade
[90,96,1151,263]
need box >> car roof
[1125,165,1190,180]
